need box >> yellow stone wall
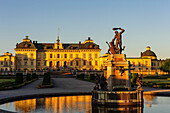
[36,49,101,70]
[0,52,15,71]
[15,49,37,71]
[14,37,101,71]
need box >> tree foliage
[160,59,170,74]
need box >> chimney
[88,37,91,40]
[26,36,29,39]
[33,41,35,44]
[79,41,81,45]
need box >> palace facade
[14,36,101,71]
[0,52,15,71]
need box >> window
[0,61,3,65]
[57,54,60,58]
[50,54,52,58]
[24,53,27,58]
[70,61,73,66]
[44,53,46,59]
[95,54,98,58]
[76,54,79,58]
[25,62,27,66]
[44,61,46,66]
[83,60,86,65]
[31,62,33,66]
[95,61,98,65]
[89,54,92,58]
[70,54,73,58]
[138,62,141,66]
[83,54,86,58]
[133,62,135,66]
[145,61,148,66]
[38,53,41,58]
[11,62,13,65]
[76,61,79,66]
[38,62,40,66]
[64,54,67,58]
[89,61,92,65]
[31,53,34,58]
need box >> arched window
[49,61,52,67]
[64,61,67,67]
[57,61,60,67]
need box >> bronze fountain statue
[107,27,125,54]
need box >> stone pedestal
[103,54,131,90]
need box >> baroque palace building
[99,46,166,75]
[0,35,167,75]
[14,36,101,71]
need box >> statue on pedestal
[107,27,125,54]
[136,74,143,91]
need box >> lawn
[142,75,170,88]
[0,79,15,83]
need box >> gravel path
[0,78,94,103]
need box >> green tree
[160,59,170,74]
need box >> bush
[89,74,96,81]
[32,73,38,79]
[42,72,51,85]
[131,73,139,84]
[76,74,85,79]
[26,73,32,81]
[15,73,23,84]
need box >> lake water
[0,95,170,113]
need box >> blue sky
[0,0,170,59]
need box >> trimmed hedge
[32,73,38,79]
[15,73,23,84]
[76,74,85,79]
[26,73,32,81]
[89,74,96,81]
[42,72,51,85]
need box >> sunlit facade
[99,46,166,75]
[0,52,15,71]
[14,36,101,71]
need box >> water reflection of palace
[15,95,92,113]
[13,95,145,113]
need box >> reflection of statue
[110,28,125,54]
[100,74,108,91]
[136,74,143,90]
[94,74,100,90]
